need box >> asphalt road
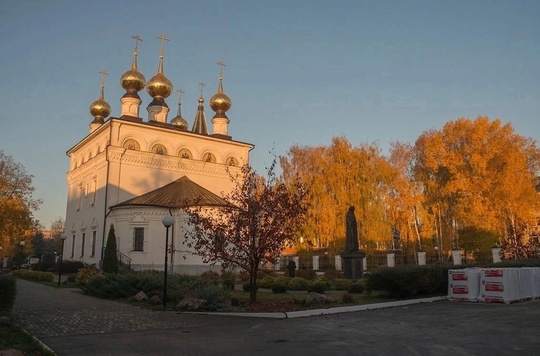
[13,279,540,356]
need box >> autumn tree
[280,137,395,254]
[0,150,41,257]
[413,117,540,259]
[387,141,432,261]
[183,159,308,302]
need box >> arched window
[178,148,192,159]
[123,139,140,151]
[151,144,167,155]
[226,157,238,167]
[202,152,216,163]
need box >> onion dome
[146,35,173,107]
[120,35,146,98]
[210,62,231,118]
[209,78,231,116]
[170,88,188,130]
[89,71,111,124]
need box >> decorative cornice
[107,147,231,178]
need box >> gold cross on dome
[156,33,170,58]
[176,88,185,103]
[198,82,206,97]
[217,61,226,78]
[99,70,108,88]
[131,35,142,53]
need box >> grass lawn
[0,318,55,356]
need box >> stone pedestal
[341,251,366,279]
[335,254,342,271]
[313,255,320,271]
[387,252,395,267]
[418,251,426,265]
[491,247,502,263]
[452,249,462,265]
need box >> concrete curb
[190,295,449,319]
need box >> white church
[63,35,253,274]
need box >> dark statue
[341,205,365,279]
[345,206,359,252]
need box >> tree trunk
[249,266,258,303]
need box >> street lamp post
[162,215,174,311]
[18,241,25,271]
[58,234,68,286]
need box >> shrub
[271,283,288,294]
[347,282,365,294]
[334,278,353,291]
[220,270,236,281]
[13,270,54,282]
[82,274,136,299]
[200,270,220,280]
[296,269,317,280]
[308,280,327,294]
[75,266,104,285]
[32,261,58,272]
[60,260,86,274]
[242,282,251,292]
[258,276,276,288]
[258,270,277,279]
[190,282,227,309]
[274,276,290,287]
[365,265,448,299]
[0,275,16,315]
[222,279,235,290]
[288,277,309,290]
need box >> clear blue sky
[1,0,539,229]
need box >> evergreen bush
[271,283,288,293]
[287,277,309,290]
[102,224,119,274]
[308,280,327,294]
[258,276,276,288]
[333,278,353,291]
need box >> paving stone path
[13,279,202,338]
[12,278,540,356]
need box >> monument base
[341,251,366,280]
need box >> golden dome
[171,115,188,130]
[89,97,111,119]
[121,68,146,92]
[210,91,231,112]
[146,72,173,99]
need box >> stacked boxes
[448,268,481,302]
[478,268,521,303]
[448,267,540,304]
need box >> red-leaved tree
[183,159,309,302]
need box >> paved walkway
[13,278,540,356]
